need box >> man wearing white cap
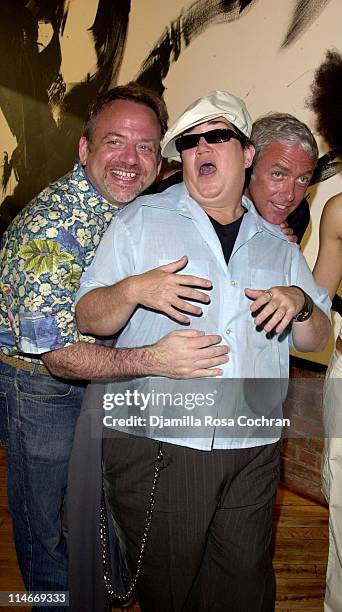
[76,91,330,611]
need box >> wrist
[123,275,140,307]
[291,286,314,322]
[136,344,161,377]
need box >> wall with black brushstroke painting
[0,0,341,361]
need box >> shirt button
[230,280,237,286]
[226,328,232,335]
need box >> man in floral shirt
[0,83,228,607]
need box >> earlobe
[79,137,89,165]
[244,145,255,169]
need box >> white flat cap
[161,90,252,161]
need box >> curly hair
[308,49,342,154]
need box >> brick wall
[281,357,327,504]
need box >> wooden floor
[0,447,328,611]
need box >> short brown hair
[83,82,168,141]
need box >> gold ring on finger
[263,290,273,300]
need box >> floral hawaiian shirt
[0,162,119,361]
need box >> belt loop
[31,363,41,376]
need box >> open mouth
[111,169,138,180]
[199,162,216,176]
[269,200,291,213]
[272,202,288,211]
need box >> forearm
[292,306,331,352]
[42,341,157,380]
[76,277,137,336]
[41,331,229,381]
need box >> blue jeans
[0,361,85,611]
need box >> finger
[280,225,293,235]
[191,334,226,349]
[165,306,190,324]
[176,274,212,288]
[244,287,264,300]
[171,298,203,316]
[177,287,210,303]
[253,303,277,325]
[275,313,294,334]
[160,256,188,273]
[187,368,224,378]
[195,345,229,359]
[262,308,288,332]
[159,303,191,323]
[249,293,275,313]
[195,354,229,368]
[167,329,204,338]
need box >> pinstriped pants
[103,432,280,612]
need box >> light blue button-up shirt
[77,183,330,450]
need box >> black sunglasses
[175,128,244,154]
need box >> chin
[113,191,137,204]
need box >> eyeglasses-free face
[175,128,245,154]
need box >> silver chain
[100,442,164,604]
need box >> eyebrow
[271,163,290,172]
[271,163,312,175]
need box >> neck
[202,201,245,224]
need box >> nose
[281,178,295,202]
[195,136,210,154]
[120,142,138,165]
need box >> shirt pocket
[249,269,290,291]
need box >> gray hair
[251,113,318,166]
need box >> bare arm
[291,305,331,352]
[41,330,229,380]
[245,285,330,353]
[76,256,212,336]
[313,194,342,299]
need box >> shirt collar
[242,196,293,242]
[71,161,120,215]
[138,181,293,243]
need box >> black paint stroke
[0,0,65,229]
[310,151,342,185]
[0,0,131,235]
[1,153,12,195]
[57,0,131,175]
[281,0,333,48]
[0,0,339,237]
[136,0,258,94]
